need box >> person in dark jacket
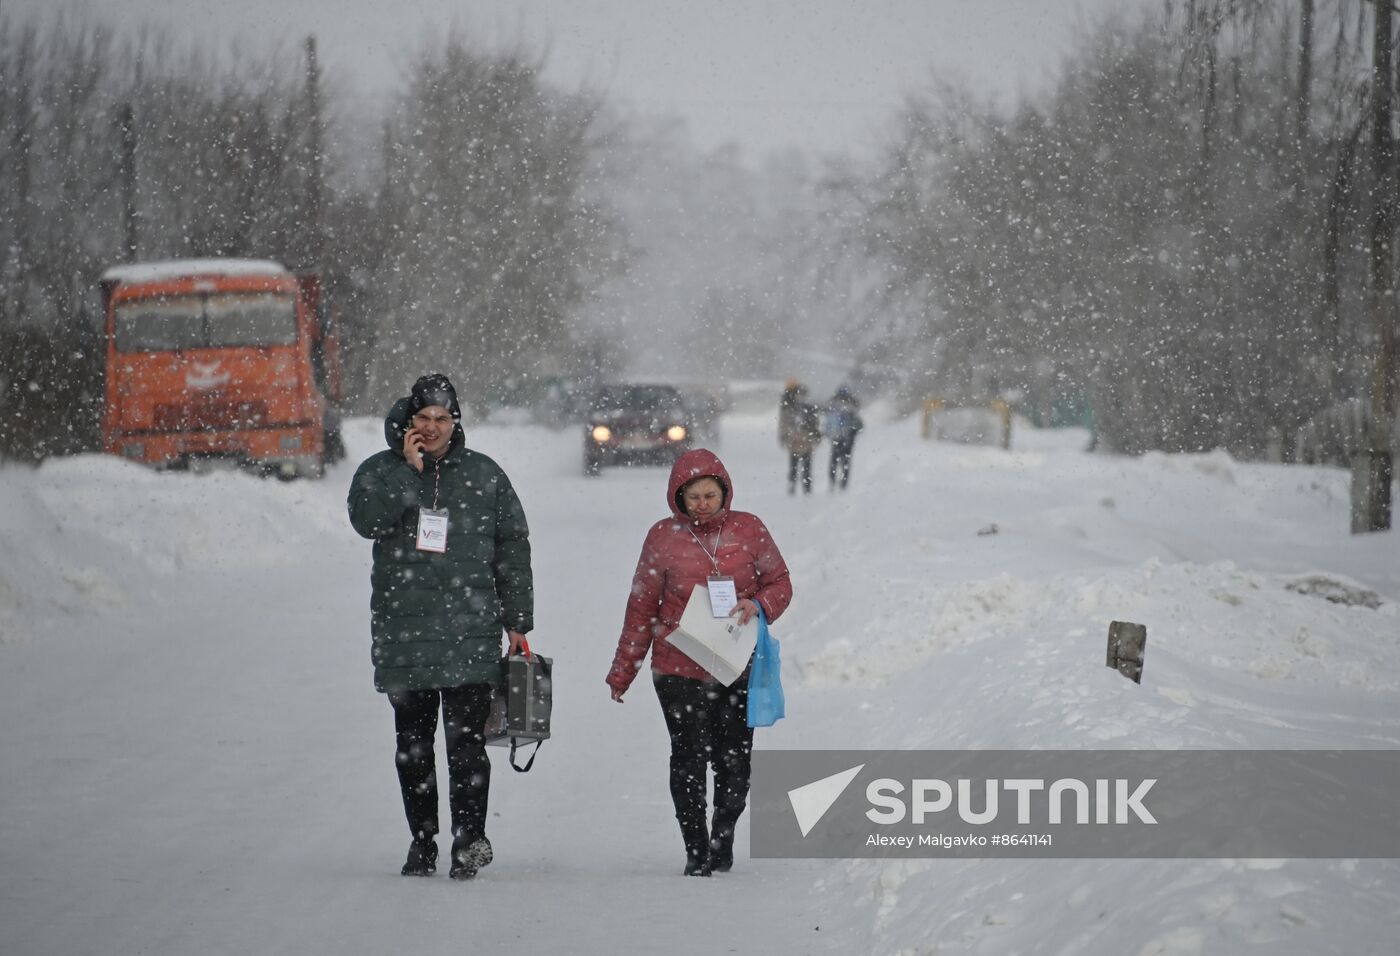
[348,374,533,881]
[606,449,793,876]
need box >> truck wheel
[323,425,346,464]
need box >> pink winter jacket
[606,449,793,693]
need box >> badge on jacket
[707,575,737,617]
[416,508,449,553]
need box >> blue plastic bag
[747,608,785,728]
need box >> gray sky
[13,0,1155,160]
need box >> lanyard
[424,457,441,510]
[686,517,725,574]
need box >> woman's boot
[681,820,712,877]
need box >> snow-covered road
[2,408,1397,954]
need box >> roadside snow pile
[0,459,139,639]
[0,452,350,643]
[798,559,1398,692]
[27,454,338,574]
[753,423,1399,954]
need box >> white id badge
[415,508,449,553]
[706,576,737,618]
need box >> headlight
[591,425,612,442]
[666,425,687,442]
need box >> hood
[383,395,464,458]
[667,448,732,525]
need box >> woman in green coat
[348,374,533,880]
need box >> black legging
[388,683,493,843]
[653,673,753,857]
[787,452,813,493]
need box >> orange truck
[100,259,343,478]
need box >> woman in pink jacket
[606,448,793,876]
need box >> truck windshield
[114,292,297,352]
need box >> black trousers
[653,673,754,858]
[787,452,813,493]
[828,437,855,488]
[387,683,493,843]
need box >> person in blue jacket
[823,386,864,491]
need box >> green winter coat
[347,402,533,693]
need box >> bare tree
[848,1,1390,467]
[364,35,623,413]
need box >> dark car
[583,384,693,475]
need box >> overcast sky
[13,0,1156,161]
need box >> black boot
[708,827,735,873]
[449,833,493,880]
[681,820,711,877]
[400,836,438,876]
[683,848,712,877]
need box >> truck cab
[100,259,338,478]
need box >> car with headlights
[583,383,693,475]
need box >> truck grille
[152,399,270,432]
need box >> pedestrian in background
[606,449,793,876]
[779,382,822,495]
[824,385,864,491]
[348,374,534,881]
[778,379,801,450]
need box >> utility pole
[1355,0,1397,532]
[303,36,325,271]
[1298,0,1312,144]
[6,33,36,326]
[119,103,139,261]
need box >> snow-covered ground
[2,408,1396,955]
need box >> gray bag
[485,651,552,772]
